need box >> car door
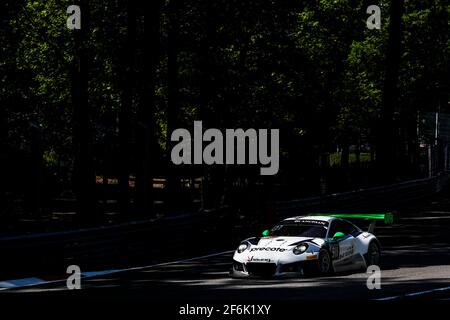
[327,220,357,271]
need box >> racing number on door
[329,220,356,261]
[330,243,339,259]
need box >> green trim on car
[308,213,394,224]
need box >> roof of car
[283,216,335,222]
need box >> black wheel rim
[319,251,330,273]
[369,243,380,265]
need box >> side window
[327,220,339,238]
[340,220,357,235]
[328,220,356,238]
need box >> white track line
[126,250,234,271]
[376,285,450,300]
[0,250,234,291]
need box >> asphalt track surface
[2,195,450,302]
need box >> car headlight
[293,243,308,255]
[237,242,249,253]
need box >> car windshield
[270,221,328,238]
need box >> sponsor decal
[293,220,327,226]
[248,257,271,263]
[250,247,287,252]
[339,245,354,259]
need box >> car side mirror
[332,231,345,240]
[262,229,270,237]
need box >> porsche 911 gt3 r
[231,213,393,278]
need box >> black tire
[317,249,333,275]
[364,241,381,267]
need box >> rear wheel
[317,249,332,275]
[365,241,381,267]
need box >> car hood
[253,236,323,249]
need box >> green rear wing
[308,212,394,233]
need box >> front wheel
[365,241,381,267]
[317,249,332,275]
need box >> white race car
[231,213,393,278]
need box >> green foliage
[1,0,449,187]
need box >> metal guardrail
[275,173,450,218]
[1,173,448,279]
[0,209,231,279]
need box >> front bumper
[231,260,319,278]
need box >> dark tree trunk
[341,141,350,169]
[118,0,137,217]
[376,0,404,183]
[198,2,216,210]
[0,102,6,209]
[30,123,44,217]
[135,0,162,217]
[71,0,96,222]
[165,0,180,213]
[355,134,361,168]
[405,107,420,178]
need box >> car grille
[246,263,277,276]
[233,261,245,272]
[279,262,302,273]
